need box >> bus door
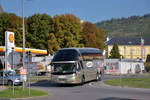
[75,61,83,82]
[88,60,98,80]
[82,60,95,81]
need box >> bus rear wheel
[96,73,102,81]
[80,76,85,85]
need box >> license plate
[58,75,66,78]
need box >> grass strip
[0,86,48,98]
[104,78,150,89]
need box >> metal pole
[4,32,8,87]
[22,0,25,90]
[3,32,6,86]
[140,33,143,61]
[12,48,15,96]
[119,60,122,87]
[2,60,4,87]
[29,61,31,96]
[28,51,31,96]
[141,39,143,61]
[5,32,7,71]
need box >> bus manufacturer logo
[86,62,93,68]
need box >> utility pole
[22,0,25,90]
[141,32,144,61]
[12,47,15,96]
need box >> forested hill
[95,14,150,38]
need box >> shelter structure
[104,59,144,75]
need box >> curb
[0,86,7,91]
[9,94,51,100]
[90,80,150,91]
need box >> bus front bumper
[51,74,80,84]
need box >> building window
[130,48,133,58]
[124,46,126,57]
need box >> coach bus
[50,48,104,84]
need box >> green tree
[52,14,83,48]
[81,22,104,50]
[0,13,24,47]
[47,33,60,55]
[109,43,121,58]
[95,13,150,38]
[27,13,53,49]
[144,62,150,72]
[7,14,23,47]
[0,13,9,46]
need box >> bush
[145,62,150,72]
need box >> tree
[52,14,84,48]
[7,14,23,47]
[144,62,150,72]
[109,43,121,58]
[26,13,53,49]
[47,33,60,55]
[81,22,104,50]
[0,13,24,47]
[0,13,9,46]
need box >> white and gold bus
[50,48,104,84]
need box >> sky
[1,0,150,23]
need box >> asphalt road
[17,75,150,100]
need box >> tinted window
[52,50,79,61]
[53,63,76,72]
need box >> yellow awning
[0,46,47,55]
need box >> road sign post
[12,47,15,96]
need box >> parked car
[0,71,23,86]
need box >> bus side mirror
[50,63,53,66]
[76,62,81,72]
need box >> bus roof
[61,48,102,54]
[52,48,102,62]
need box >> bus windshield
[51,63,76,75]
[52,50,79,61]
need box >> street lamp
[22,0,25,90]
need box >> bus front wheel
[81,76,85,85]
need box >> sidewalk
[0,86,7,91]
